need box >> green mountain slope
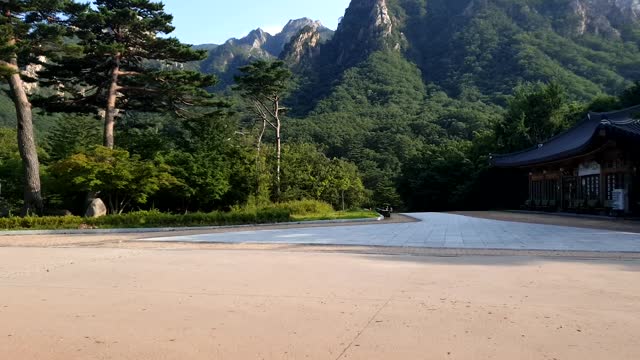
[292,0,640,109]
[283,0,640,208]
[394,0,640,101]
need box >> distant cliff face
[281,25,325,66]
[569,0,640,36]
[459,0,640,37]
[267,18,333,56]
[326,0,402,67]
[196,18,333,88]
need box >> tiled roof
[492,105,640,167]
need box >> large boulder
[85,198,108,218]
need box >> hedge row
[0,207,291,231]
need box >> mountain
[197,18,333,88]
[192,44,218,51]
[294,0,640,107]
[280,0,640,207]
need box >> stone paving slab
[141,213,640,253]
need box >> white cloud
[261,25,284,35]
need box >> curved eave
[491,124,640,168]
[491,105,640,169]
[491,133,599,168]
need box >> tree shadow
[359,250,640,272]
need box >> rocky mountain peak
[281,25,325,66]
[569,0,640,37]
[238,28,272,49]
[326,0,401,66]
[196,18,333,88]
[265,18,332,56]
[282,18,324,34]
[371,0,393,37]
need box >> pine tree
[0,0,76,215]
[38,0,217,148]
[234,60,292,201]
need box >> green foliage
[5,0,640,219]
[37,0,218,119]
[389,0,640,102]
[279,143,367,209]
[494,82,579,152]
[159,150,236,211]
[234,60,292,102]
[45,114,102,161]
[287,51,501,208]
[0,215,85,230]
[49,146,175,214]
[0,127,54,212]
[0,207,290,230]
[113,110,256,212]
[399,140,477,211]
[0,0,74,71]
[0,202,378,230]
[0,92,16,127]
[91,208,291,228]
[0,128,24,210]
[291,210,379,222]
[620,81,640,108]
[266,199,334,216]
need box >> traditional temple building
[492,105,640,215]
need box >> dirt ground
[1,213,639,359]
[1,246,639,360]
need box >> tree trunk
[256,119,267,197]
[5,42,43,215]
[274,98,282,201]
[104,54,121,149]
[275,118,281,201]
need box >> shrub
[269,200,334,216]
[89,208,291,228]
[0,215,84,230]
[0,207,291,231]
[0,201,362,231]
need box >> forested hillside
[281,0,640,209]
[287,0,640,105]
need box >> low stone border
[0,214,385,237]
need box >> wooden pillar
[559,169,564,211]
[625,172,632,214]
[528,171,533,202]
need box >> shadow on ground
[359,252,640,271]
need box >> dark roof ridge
[491,113,596,160]
[492,104,640,162]
[588,104,640,125]
[491,103,640,167]
[589,104,640,117]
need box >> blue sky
[162,0,351,45]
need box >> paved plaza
[144,213,640,252]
